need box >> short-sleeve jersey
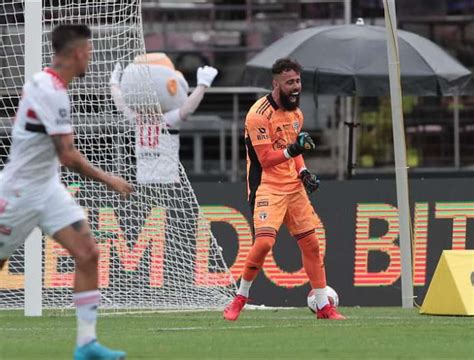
[0,68,73,190]
[245,93,304,197]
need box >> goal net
[0,0,236,311]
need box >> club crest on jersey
[259,212,268,221]
[293,121,299,131]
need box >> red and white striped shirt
[1,68,73,191]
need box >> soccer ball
[307,285,339,313]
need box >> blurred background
[1,0,473,181]
[138,0,474,181]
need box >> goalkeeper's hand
[109,62,123,86]
[286,132,316,158]
[197,66,218,87]
[300,169,320,195]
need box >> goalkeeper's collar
[266,93,279,110]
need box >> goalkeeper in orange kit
[223,58,345,321]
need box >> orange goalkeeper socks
[242,232,276,282]
[296,230,327,289]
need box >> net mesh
[0,0,236,311]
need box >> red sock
[296,230,327,289]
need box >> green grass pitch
[1,307,473,359]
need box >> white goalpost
[382,0,414,308]
[23,0,43,316]
[0,0,236,313]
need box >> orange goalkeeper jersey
[245,94,304,197]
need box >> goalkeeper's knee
[243,232,276,279]
[296,231,322,258]
[249,233,276,262]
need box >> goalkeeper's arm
[253,143,289,168]
[253,132,316,169]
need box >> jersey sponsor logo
[58,108,68,118]
[256,199,269,207]
[258,211,268,221]
[137,149,161,159]
[55,118,72,126]
[256,127,270,140]
[273,138,288,150]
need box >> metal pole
[337,99,346,180]
[330,100,337,170]
[220,122,226,173]
[231,93,239,182]
[338,0,352,180]
[353,97,359,175]
[345,97,353,178]
[383,0,414,308]
[344,0,351,25]
[346,119,354,178]
[453,96,460,168]
[345,117,359,179]
[24,0,43,317]
[194,134,203,174]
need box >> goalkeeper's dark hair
[52,24,91,54]
[271,58,302,77]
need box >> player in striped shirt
[0,24,132,359]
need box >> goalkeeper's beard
[280,91,300,111]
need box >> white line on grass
[0,318,464,334]
[150,324,305,332]
[145,320,465,332]
[0,327,73,331]
[105,314,445,321]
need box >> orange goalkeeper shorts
[251,186,320,236]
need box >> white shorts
[0,182,86,259]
